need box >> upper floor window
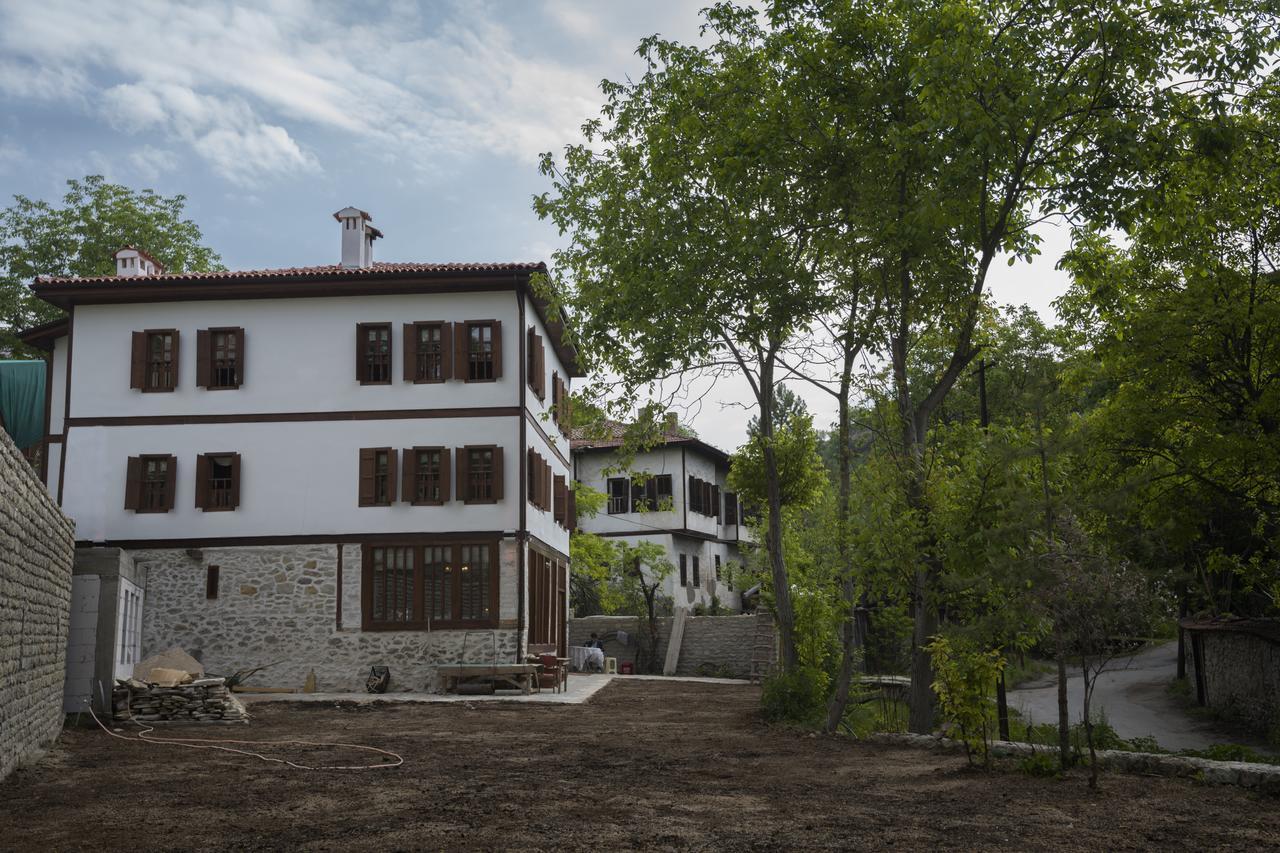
[463,321,499,382]
[124,454,176,513]
[405,322,450,383]
[527,449,551,511]
[197,327,244,390]
[130,330,178,392]
[404,446,450,505]
[459,445,504,504]
[358,447,397,506]
[553,474,568,527]
[195,452,241,511]
[631,474,673,512]
[527,326,545,400]
[607,477,629,514]
[357,323,392,385]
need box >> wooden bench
[437,664,539,695]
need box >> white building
[572,421,749,611]
[20,208,582,694]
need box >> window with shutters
[459,445,502,504]
[711,484,721,521]
[607,477,629,514]
[125,454,176,513]
[362,541,498,630]
[196,327,244,390]
[357,323,392,384]
[629,473,673,512]
[466,321,495,381]
[679,554,688,587]
[553,474,567,526]
[358,447,397,507]
[409,322,447,383]
[688,476,702,514]
[196,452,240,511]
[133,330,177,392]
[526,326,545,399]
[724,491,739,524]
[405,447,448,505]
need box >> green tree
[0,176,223,357]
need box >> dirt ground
[2,680,1277,851]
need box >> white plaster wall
[64,575,99,712]
[573,447,685,536]
[49,336,67,434]
[45,442,62,496]
[67,291,521,419]
[63,417,521,542]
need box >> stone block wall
[569,614,762,678]
[0,428,75,781]
[137,540,519,693]
[1186,624,1280,738]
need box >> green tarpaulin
[0,360,46,450]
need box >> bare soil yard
[2,680,1277,851]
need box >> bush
[761,666,830,726]
[927,636,1004,766]
[1016,752,1060,778]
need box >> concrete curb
[866,732,1280,791]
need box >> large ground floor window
[362,539,499,630]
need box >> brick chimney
[114,246,163,277]
[333,207,383,269]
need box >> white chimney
[114,246,164,277]
[333,207,383,269]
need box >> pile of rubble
[111,646,249,724]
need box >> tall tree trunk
[759,355,798,672]
[825,346,858,733]
[996,671,1010,741]
[1056,644,1071,771]
[1082,662,1099,789]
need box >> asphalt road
[1007,641,1256,752]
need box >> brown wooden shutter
[170,331,180,388]
[567,487,577,530]
[195,453,210,509]
[492,446,504,501]
[130,332,146,389]
[491,320,503,379]
[536,335,546,398]
[456,446,468,501]
[526,448,536,504]
[124,456,142,509]
[551,372,561,424]
[526,326,536,390]
[403,324,417,382]
[402,447,415,502]
[385,448,398,503]
[196,329,211,388]
[162,455,177,511]
[358,447,376,506]
[554,475,566,524]
[439,448,452,502]
[229,453,241,509]
[543,460,552,509]
[453,322,468,380]
[233,328,245,388]
[355,324,367,382]
[440,322,453,379]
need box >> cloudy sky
[0,0,1071,452]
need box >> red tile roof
[35,260,546,286]
[571,420,733,463]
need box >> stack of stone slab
[112,676,249,724]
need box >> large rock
[133,647,204,683]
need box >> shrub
[1017,752,1060,778]
[927,636,1005,766]
[761,666,830,726]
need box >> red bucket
[620,662,634,675]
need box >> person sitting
[584,633,606,672]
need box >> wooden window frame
[404,321,450,384]
[357,322,393,386]
[403,446,450,505]
[358,447,398,507]
[458,444,504,504]
[606,477,630,514]
[360,539,500,631]
[553,474,567,527]
[458,320,502,383]
[197,327,244,390]
[194,451,241,512]
[132,329,179,393]
[125,453,176,513]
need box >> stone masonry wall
[569,614,761,678]
[0,428,75,781]
[137,540,519,693]
[1187,628,1280,738]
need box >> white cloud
[127,145,180,181]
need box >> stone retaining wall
[0,428,75,781]
[569,614,762,678]
[137,541,518,693]
[1184,620,1280,739]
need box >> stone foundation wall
[137,540,519,693]
[1186,625,1280,737]
[568,614,761,678]
[0,428,75,781]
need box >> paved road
[1007,641,1253,752]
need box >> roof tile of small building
[35,260,546,285]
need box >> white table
[569,646,605,672]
